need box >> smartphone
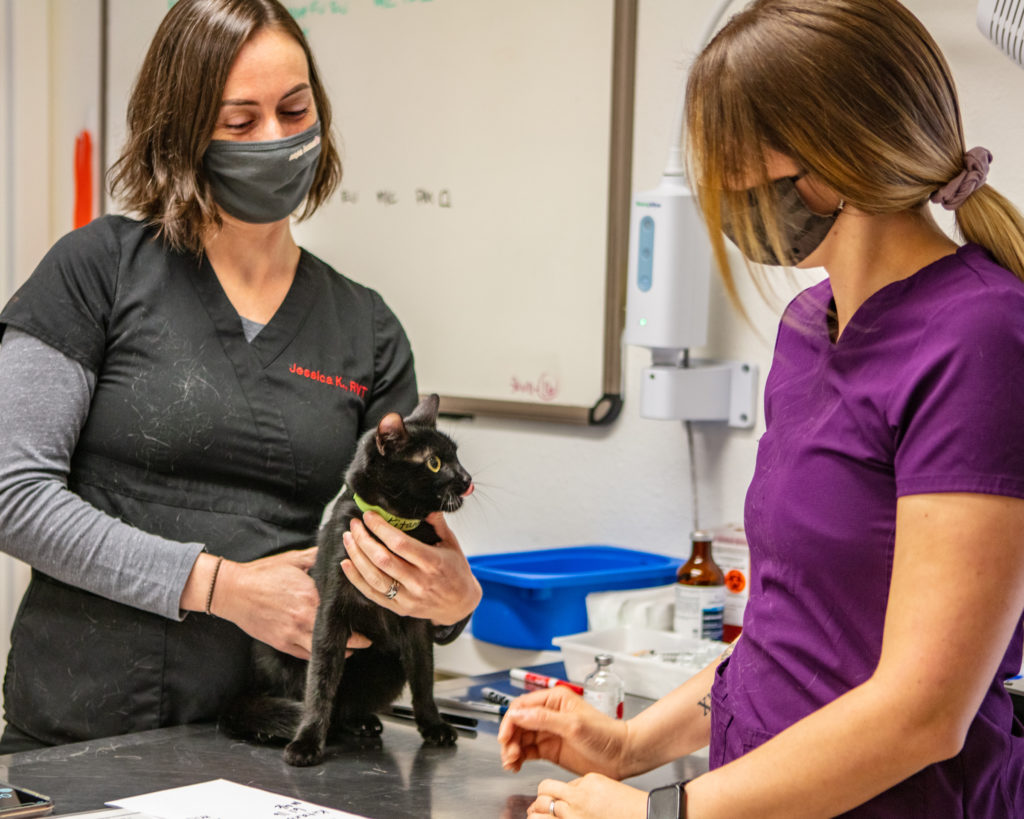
[0,784,52,817]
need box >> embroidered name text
[289,362,368,398]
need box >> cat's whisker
[452,481,496,510]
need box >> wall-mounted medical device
[624,174,709,352]
[977,0,1024,68]
[627,1,1016,429]
[623,0,756,428]
[623,172,757,427]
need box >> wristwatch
[647,780,688,819]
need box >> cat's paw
[337,731,383,751]
[419,720,458,747]
[340,713,383,737]
[283,735,325,767]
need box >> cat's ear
[404,393,440,428]
[375,412,409,455]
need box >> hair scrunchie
[930,147,993,211]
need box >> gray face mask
[722,174,844,266]
[204,121,322,224]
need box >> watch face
[648,784,682,819]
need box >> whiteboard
[103,0,636,424]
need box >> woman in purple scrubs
[499,1,1024,816]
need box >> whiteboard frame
[100,0,637,427]
[438,0,636,426]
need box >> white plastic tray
[553,625,726,701]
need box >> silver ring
[385,579,399,600]
[549,798,557,816]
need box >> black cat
[221,393,474,766]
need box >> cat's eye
[426,455,442,473]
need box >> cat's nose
[460,482,475,498]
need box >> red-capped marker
[509,668,584,695]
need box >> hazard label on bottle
[725,569,746,593]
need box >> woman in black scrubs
[0,0,480,750]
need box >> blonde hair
[684,0,1024,304]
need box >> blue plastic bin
[468,545,683,649]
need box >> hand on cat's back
[340,509,482,627]
[212,546,321,659]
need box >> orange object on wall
[73,130,94,229]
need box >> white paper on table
[108,779,366,819]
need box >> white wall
[0,0,101,726]
[1,3,7,300]
[22,2,1024,570]
[49,0,103,233]
[433,6,785,560]
[3,2,50,299]
[2,0,1024,685]
[0,0,52,726]
[448,0,1024,565]
[0,0,100,301]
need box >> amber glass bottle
[673,530,726,640]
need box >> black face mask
[722,174,844,266]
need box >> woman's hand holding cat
[208,547,321,660]
[340,510,482,626]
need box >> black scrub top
[0,215,419,745]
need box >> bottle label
[674,584,725,640]
[584,689,624,719]
[714,536,750,633]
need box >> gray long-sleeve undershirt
[0,326,468,641]
[0,328,205,620]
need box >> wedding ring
[549,799,557,815]
[385,579,399,600]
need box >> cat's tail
[219,695,303,744]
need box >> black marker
[389,704,478,729]
[480,687,513,708]
[434,695,507,718]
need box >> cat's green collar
[351,492,421,532]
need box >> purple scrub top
[711,245,1024,817]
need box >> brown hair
[684,0,1024,305]
[108,0,342,253]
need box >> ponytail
[955,186,1024,282]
